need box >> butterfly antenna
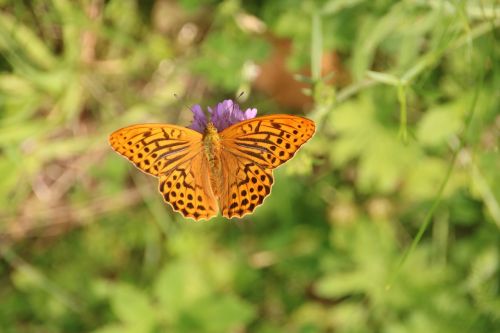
[229,91,245,113]
[236,91,245,101]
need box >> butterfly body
[109,114,315,221]
[203,122,224,196]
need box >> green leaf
[181,294,255,333]
[417,102,465,147]
[92,324,129,333]
[315,271,366,298]
[154,260,211,318]
[108,283,156,332]
[327,302,367,332]
[404,157,448,200]
[329,96,422,193]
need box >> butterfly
[109,103,315,221]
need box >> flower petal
[209,99,257,131]
[244,108,257,119]
[189,104,207,133]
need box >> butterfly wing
[218,115,315,218]
[158,152,218,220]
[109,124,218,220]
[109,124,202,176]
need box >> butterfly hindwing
[217,151,274,218]
[158,153,218,220]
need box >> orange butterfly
[109,100,315,221]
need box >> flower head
[189,99,257,133]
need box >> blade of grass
[420,0,500,20]
[0,12,57,69]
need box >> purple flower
[189,104,207,133]
[189,99,257,133]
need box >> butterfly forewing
[109,124,203,176]
[220,115,316,169]
[109,124,217,220]
[218,115,315,218]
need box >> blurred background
[0,0,499,332]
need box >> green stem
[311,11,322,82]
[388,69,482,287]
[395,149,457,271]
[397,83,408,143]
[471,162,500,228]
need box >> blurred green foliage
[0,0,499,332]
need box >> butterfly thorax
[203,122,223,196]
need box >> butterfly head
[205,122,219,135]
